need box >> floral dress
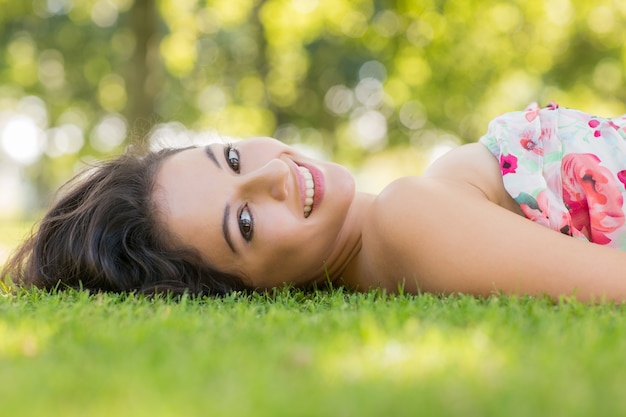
[479,102,626,249]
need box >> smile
[298,165,315,218]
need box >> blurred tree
[0,0,625,212]
[124,0,160,145]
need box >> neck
[318,191,375,285]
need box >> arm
[360,144,626,301]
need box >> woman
[4,102,626,301]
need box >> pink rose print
[519,129,543,155]
[588,119,601,137]
[546,101,559,110]
[561,153,625,245]
[619,170,626,189]
[518,191,570,234]
[525,105,540,122]
[500,153,518,175]
[520,139,544,155]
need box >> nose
[238,158,289,201]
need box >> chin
[331,162,356,188]
[321,163,352,203]
[333,164,357,209]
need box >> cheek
[261,228,304,259]
[256,223,315,265]
[266,231,332,271]
[259,244,324,283]
[242,138,290,160]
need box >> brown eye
[238,205,253,242]
[225,145,240,173]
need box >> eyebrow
[222,204,237,254]
[204,145,221,169]
[205,145,236,254]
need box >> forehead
[153,147,232,267]
[154,148,210,215]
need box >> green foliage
[2,288,626,416]
[1,0,626,204]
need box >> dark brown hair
[1,148,251,296]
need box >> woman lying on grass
[4,102,626,301]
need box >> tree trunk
[124,0,161,149]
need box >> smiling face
[153,137,359,289]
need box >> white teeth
[298,165,315,217]
[299,166,312,178]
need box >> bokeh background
[1,0,626,223]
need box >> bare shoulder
[423,142,518,210]
[358,160,626,301]
[359,143,518,293]
[371,142,504,209]
[424,142,498,180]
[358,175,481,293]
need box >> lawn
[1,287,626,417]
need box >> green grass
[2,289,626,416]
